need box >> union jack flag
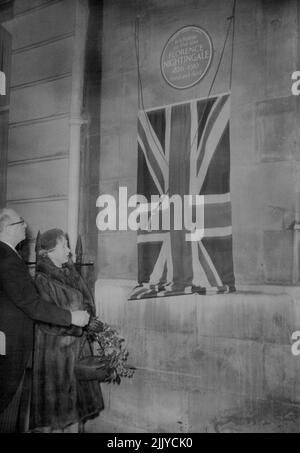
[129,94,235,300]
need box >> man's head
[0,208,27,247]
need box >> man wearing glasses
[0,208,90,432]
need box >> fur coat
[30,257,104,430]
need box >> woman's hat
[40,228,65,251]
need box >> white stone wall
[3,0,77,259]
[91,281,300,432]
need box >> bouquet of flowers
[86,318,135,385]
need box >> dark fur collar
[36,256,80,289]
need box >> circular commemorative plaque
[160,26,213,89]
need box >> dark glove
[85,317,104,335]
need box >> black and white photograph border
[0,0,300,435]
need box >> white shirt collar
[0,239,18,254]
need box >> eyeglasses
[8,218,25,226]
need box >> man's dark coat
[0,241,71,413]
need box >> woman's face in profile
[48,236,70,267]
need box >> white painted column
[67,0,89,254]
[0,71,6,95]
[0,331,5,355]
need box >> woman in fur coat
[30,229,104,432]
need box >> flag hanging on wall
[129,94,236,300]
